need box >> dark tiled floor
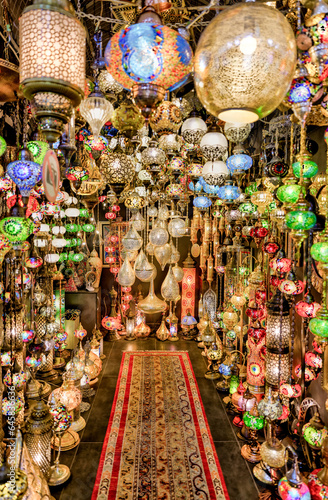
[49,338,260,500]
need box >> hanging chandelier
[19,0,86,143]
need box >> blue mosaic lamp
[193,195,212,209]
[227,153,252,174]
[7,148,42,199]
[217,180,241,202]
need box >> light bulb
[240,35,257,55]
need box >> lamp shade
[19,0,85,106]
[181,116,207,144]
[202,161,228,186]
[105,23,193,91]
[200,131,228,160]
[7,159,42,197]
[194,3,296,123]
[80,87,114,140]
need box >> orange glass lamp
[181,253,197,321]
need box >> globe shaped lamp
[224,122,251,143]
[302,413,328,450]
[194,3,296,123]
[7,147,42,199]
[200,130,228,160]
[111,99,145,138]
[227,153,252,174]
[181,114,207,144]
[293,157,319,180]
[202,160,228,186]
[217,180,241,202]
[105,19,193,114]
[149,100,182,135]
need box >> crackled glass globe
[194,3,296,123]
[276,184,303,204]
[285,210,317,230]
[227,154,252,173]
[311,240,328,263]
[292,159,318,179]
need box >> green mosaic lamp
[309,280,328,341]
[276,183,303,205]
[292,159,318,179]
[26,140,49,165]
[0,216,34,242]
[0,135,6,156]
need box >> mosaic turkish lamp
[296,293,321,318]
[276,183,303,205]
[293,159,318,179]
[193,195,211,209]
[167,156,186,174]
[227,153,252,174]
[105,21,193,115]
[149,101,182,135]
[0,135,6,156]
[217,180,241,202]
[7,155,42,198]
[305,351,322,369]
[264,156,289,178]
[84,135,109,154]
[0,217,34,243]
[243,410,264,431]
[308,469,328,500]
[22,141,48,167]
[166,183,184,199]
[269,256,292,274]
[49,403,72,433]
[263,240,280,255]
[285,207,317,231]
[111,100,145,138]
[287,77,314,104]
[239,201,257,216]
[302,413,328,450]
[245,182,258,197]
[3,369,28,391]
[65,165,89,181]
[2,396,24,416]
[22,329,34,342]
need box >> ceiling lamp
[111,99,145,139]
[200,125,228,161]
[98,70,123,98]
[7,148,42,201]
[194,3,296,123]
[227,146,253,175]
[202,161,229,186]
[19,0,86,143]
[224,122,251,143]
[105,7,193,117]
[150,101,182,135]
[80,81,114,140]
[181,113,207,144]
[99,152,135,190]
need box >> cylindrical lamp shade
[25,399,54,479]
[266,315,291,351]
[19,0,86,106]
[266,352,289,388]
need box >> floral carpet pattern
[92,351,229,500]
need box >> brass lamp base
[253,461,282,485]
[53,357,66,369]
[241,441,261,463]
[106,329,121,341]
[216,379,230,392]
[51,430,80,451]
[169,335,179,342]
[205,370,221,380]
[48,464,70,486]
[70,416,86,432]
[38,368,59,382]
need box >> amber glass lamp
[19,0,86,142]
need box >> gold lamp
[19,0,86,143]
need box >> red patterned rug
[92,351,230,500]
